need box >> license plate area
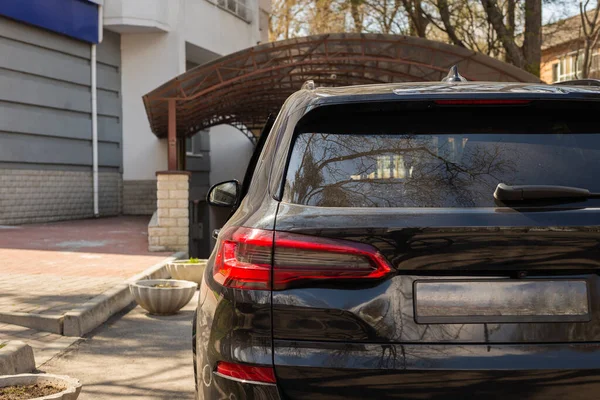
[414,279,591,324]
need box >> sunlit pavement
[0,216,171,315]
[40,292,198,399]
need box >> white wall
[111,0,261,181]
[103,0,171,32]
[183,0,261,55]
[209,125,254,184]
[120,32,186,180]
[208,125,255,244]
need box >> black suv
[194,79,600,400]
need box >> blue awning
[0,0,100,43]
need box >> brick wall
[122,180,157,216]
[148,172,189,252]
[0,169,121,225]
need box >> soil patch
[151,283,177,288]
[0,384,63,400]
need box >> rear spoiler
[553,79,600,87]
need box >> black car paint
[194,82,600,399]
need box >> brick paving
[0,216,172,316]
[0,216,177,367]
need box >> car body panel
[275,341,600,400]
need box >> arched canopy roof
[143,33,539,139]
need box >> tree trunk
[350,0,363,33]
[579,2,600,78]
[522,0,542,76]
[480,0,525,68]
[505,0,516,63]
[437,0,465,47]
[403,0,429,37]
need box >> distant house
[541,10,600,83]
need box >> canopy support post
[168,99,177,171]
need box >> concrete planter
[166,260,207,285]
[129,279,197,315]
[0,374,82,400]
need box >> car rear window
[282,103,600,207]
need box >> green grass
[178,258,202,264]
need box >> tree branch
[480,0,524,67]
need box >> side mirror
[207,180,240,208]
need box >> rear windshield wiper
[494,183,600,203]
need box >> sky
[543,0,581,24]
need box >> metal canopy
[143,33,539,151]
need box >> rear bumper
[274,340,600,400]
[199,373,281,400]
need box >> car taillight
[216,361,276,384]
[213,227,392,290]
[213,227,273,290]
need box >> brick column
[148,171,190,252]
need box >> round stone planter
[166,260,207,285]
[129,279,197,315]
[0,374,82,400]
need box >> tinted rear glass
[282,103,600,207]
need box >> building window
[215,0,252,22]
[553,51,600,83]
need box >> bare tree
[480,0,542,75]
[401,0,430,37]
[576,0,600,78]
[269,0,309,40]
[362,0,408,34]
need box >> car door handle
[212,229,221,239]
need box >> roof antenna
[442,65,467,83]
[302,80,315,90]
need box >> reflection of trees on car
[287,133,517,207]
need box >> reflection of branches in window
[291,135,324,203]
[289,133,517,207]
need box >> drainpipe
[91,44,99,217]
[91,4,103,217]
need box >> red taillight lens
[213,227,392,290]
[273,232,392,290]
[213,227,273,290]
[216,361,276,384]
[434,99,531,105]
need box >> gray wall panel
[97,88,120,117]
[0,132,121,167]
[0,68,91,113]
[98,141,122,167]
[0,19,123,223]
[0,131,92,165]
[97,63,120,92]
[0,20,123,169]
[97,31,121,67]
[98,116,121,143]
[0,101,91,141]
[0,16,89,59]
[0,36,90,85]
[0,162,119,172]
[186,155,210,172]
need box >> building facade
[541,11,600,83]
[0,0,266,226]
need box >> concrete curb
[0,312,63,335]
[0,341,36,375]
[63,251,186,337]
